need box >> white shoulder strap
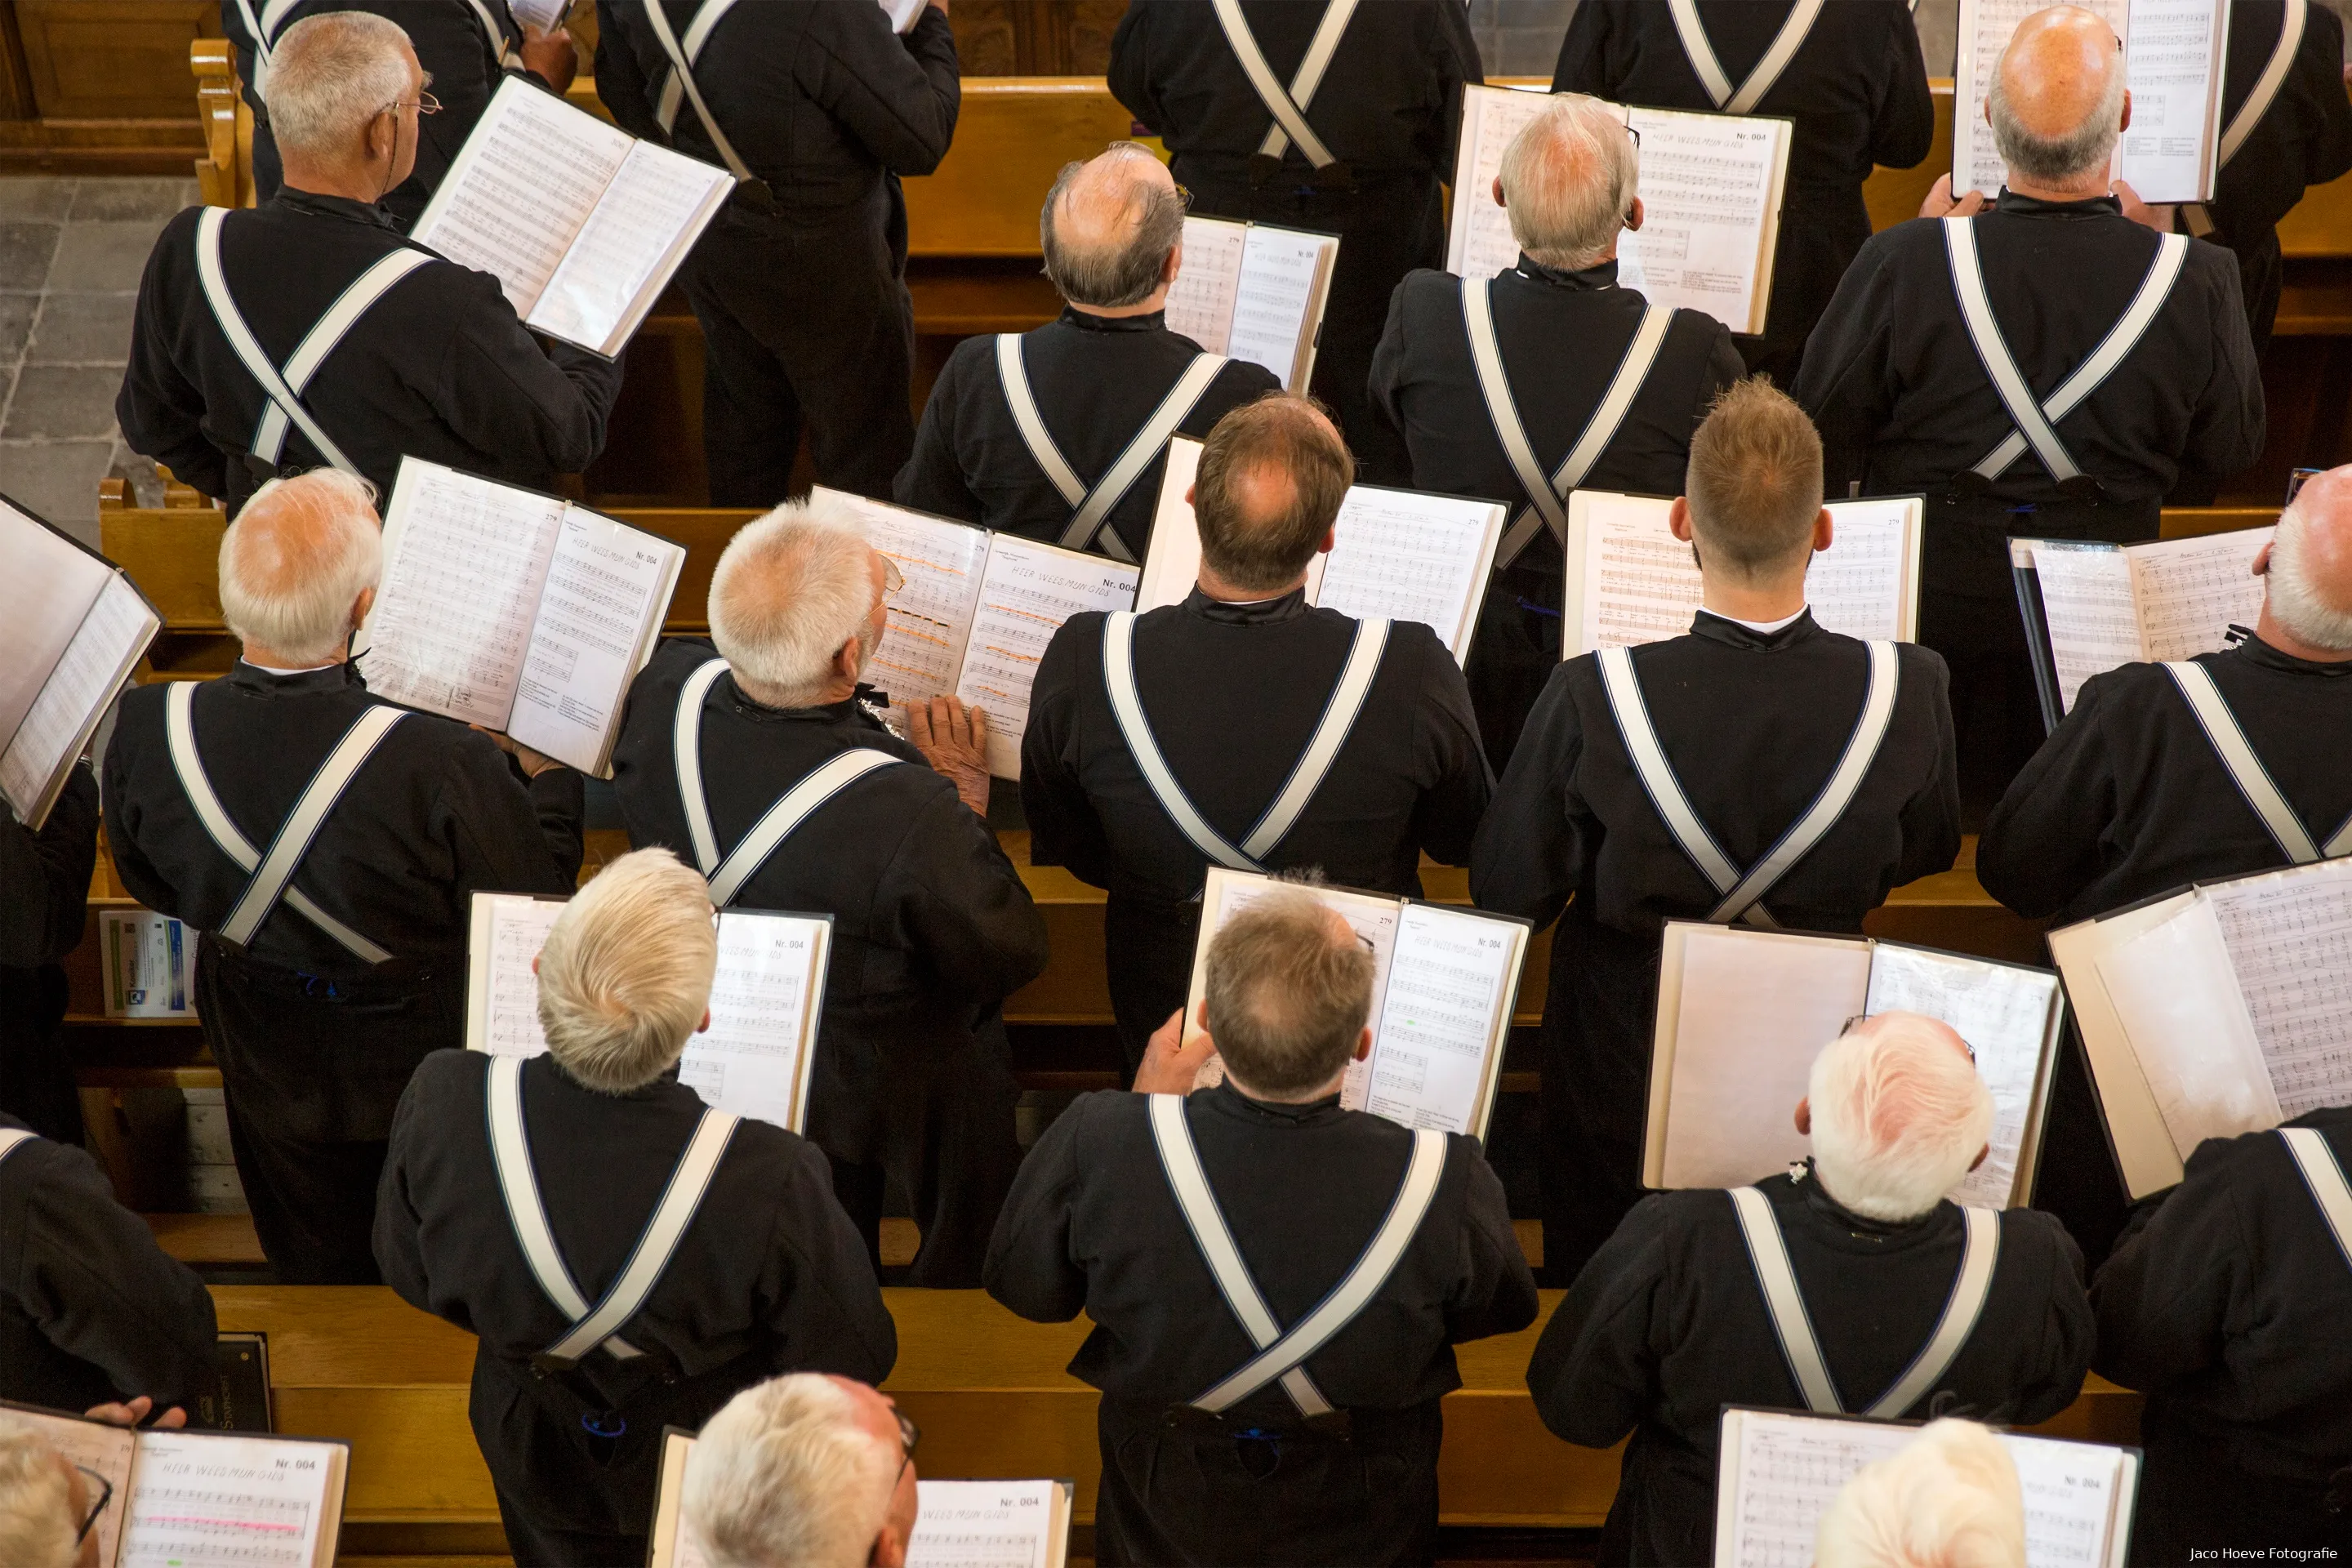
[1864,1207,2001,1418]
[1058,352,1230,563]
[252,247,434,465]
[2164,661,2349,862]
[219,705,407,954]
[1597,645,1770,928]
[237,0,306,93]
[1103,612,1258,873]
[488,1057,645,1362]
[707,749,903,907]
[996,334,1088,509]
[1240,617,1388,862]
[196,207,367,479]
[672,657,732,875]
[655,0,746,135]
[1729,1186,1842,1413]
[2221,0,2307,168]
[461,0,509,63]
[2281,1125,2352,1270]
[1209,0,1358,169]
[639,0,755,183]
[0,1128,36,1168]
[1666,0,1825,114]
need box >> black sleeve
[1789,238,1900,497]
[800,5,961,178]
[1107,3,1165,134]
[880,786,1050,1007]
[593,2,662,143]
[1366,280,1414,449]
[982,1095,1093,1324]
[2089,1152,2243,1393]
[1470,666,1587,928]
[372,1068,436,1317]
[1406,634,1494,868]
[0,764,97,969]
[1976,676,2122,920]
[1425,0,1484,176]
[1891,652,1962,888]
[410,0,504,181]
[763,1138,898,1384]
[2298,3,2352,189]
[1019,621,1114,889]
[100,717,187,924]
[1869,3,1937,172]
[1549,0,1616,96]
[893,345,987,522]
[430,273,628,479]
[1445,1143,1542,1344]
[2002,1213,2096,1428]
[116,219,231,502]
[436,732,586,898]
[1524,1192,1671,1447]
[2180,253,2267,486]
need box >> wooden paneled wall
[0,0,215,172]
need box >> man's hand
[519,24,579,93]
[1919,174,1989,220]
[84,1396,186,1430]
[1133,1009,1218,1095]
[2111,178,2176,235]
[470,725,563,779]
[906,696,991,816]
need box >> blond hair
[708,496,878,710]
[537,849,717,1094]
[1202,880,1375,1097]
[219,468,383,664]
[1809,1013,1995,1223]
[1815,1419,2027,1568]
[1499,95,1639,272]
[0,1423,78,1568]
[685,1375,900,1568]
[1684,378,1824,582]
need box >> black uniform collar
[1789,1160,1946,1242]
[227,660,363,696]
[1991,189,2124,220]
[1688,608,1822,651]
[2231,630,2352,678]
[1512,254,1619,291]
[1181,586,1313,626]
[724,679,896,732]
[1061,305,1167,334]
[535,1052,687,1103]
[273,186,405,233]
[1205,1081,1347,1125]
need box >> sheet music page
[1864,946,2060,1208]
[906,1479,1062,1568]
[119,1429,341,1568]
[1313,487,1498,662]
[509,0,569,27]
[530,140,730,353]
[1227,225,1331,389]
[506,509,676,773]
[409,77,633,319]
[1958,0,2132,196]
[2004,1434,2132,1568]
[0,1408,136,1567]
[1662,928,1873,1188]
[1164,216,1246,354]
[688,911,824,1132]
[1361,904,1516,1135]
[362,461,568,728]
[0,574,152,822]
[2098,892,2283,1156]
[817,489,989,709]
[1615,107,1787,335]
[2127,528,2270,663]
[2026,541,2142,713]
[1807,501,1913,642]
[0,501,108,755]
[955,537,1138,777]
[1570,492,1704,653]
[2118,0,2226,203]
[2207,861,2352,1120]
[473,893,564,1058]
[1138,436,1207,612]
[1445,83,1554,278]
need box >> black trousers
[1464,571,1564,773]
[2030,1027,2132,1272]
[0,964,82,1145]
[222,1102,389,1285]
[683,183,915,506]
[1535,917,1661,1289]
[496,1489,644,1568]
[1104,896,1205,1080]
[2133,1417,2352,1564]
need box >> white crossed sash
[642,0,756,185]
[2282,1126,2352,1270]
[230,0,305,96]
[2223,0,2308,168]
[1664,0,1826,114]
[1208,0,1360,172]
[2166,661,2352,865]
[0,1128,35,1167]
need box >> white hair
[1499,94,1640,273]
[707,497,879,709]
[0,1423,78,1568]
[1809,1013,1995,1223]
[1815,1419,2028,1568]
[2266,500,2352,653]
[1988,26,2127,185]
[537,849,717,1095]
[265,12,415,158]
[218,468,383,665]
[685,1375,899,1568]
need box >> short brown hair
[1684,378,1824,580]
[1193,394,1352,595]
[1202,882,1374,1096]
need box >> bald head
[707,497,888,709]
[218,469,382,666]
[1192,394,1353,595]
[1989,7,2128,191]
[1202,884,1375,1100]
[1499,94,1641,272]
[1040,144,1186,311]
[2261,468,2352,656]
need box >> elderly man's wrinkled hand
[906,695,991,816]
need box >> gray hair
[2266,502,2352,652]
[1040,144,1186,310]
[1988,32,2127,185]
[1202,880,1375,1098]
[708,497,879,710]
[1815,1419,2027,1568]
[685,1375,899,1568]
[0,1423,78,1568]
[219,468,383,665]
[1500,95,1640,272]
[265,12,415,157]
[1809,1013,1995,1223]
[537,849,717,1095]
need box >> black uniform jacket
[117,192,625,514]
[595,0,959,218]
[1551,0,1934,372]
[985,1084,1538,1418]
[1369,256,1744,592]
[609,640,1049,1164]
[376,1049,897,1531]
[0,764,97,1142]
[895,308,1281,559]
[1529,1166,2092,1567]
[1793,194,2265,596]
[1979,635,2352,927]
[2093,1108,2352,1493]
[0,1113,219,1414]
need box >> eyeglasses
[1173,182,1195,212]
[382,90,441,118]
[1624,123,1642,149]
[880,556,906,600]
[892,1408,920,1484]
[74,1467,113,1545]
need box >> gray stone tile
[0,294,40,370]
[109,433,168,510]
[0,225,60,291]
[5,367,124,439]
[28,292,136,365]
[47,222,165,294]
[0,439,113,543]
[1493,0,1574,29]
[0,180,74,223]
[69,179,202,223]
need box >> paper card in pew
[466,891,830,1134]
[1713,1407,2139,1568]
[1138,435,1505,665]
[2051,856,2352,1200]
[1178,868,1531,1141]
[1645,923,2066,1208]
[100,910,197,1019]
[410,76,733,357]
[1164,216,1340,393]
[1558,490,1924,657]
[648,1428,1076,1568]
[813,488,1142,778]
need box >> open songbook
[410,76,733,356]
[1137,435,1503,662]
[354,459,684,777]
[1645,924,2067,1208]
[466,891,830,1134]
[1163,216,1339,393]
[2052,856,2352,1199]
[2010,527,2270,727]
[0,498,158,828]
[1559,491,1924,656]
[1714,1408,2138,1568]
[0,1400,348,1568]
[649,1429,1076,1568]
[1178,869,1532,1140]
[813,488,1143,777]
[1446,83,1794,336]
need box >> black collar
[1791,1160,1944,1241]
[723,678,896,731]
[1512,253,1619,291]
[273,186,404,232]
[227,660,363,697]
[1688,608,1821,651]
[1992,189,2123,220]
[1060,305,1168,334]
[2230,630,2352,679]
[1181,585,1314,626]
[1206,1081,1346,1125]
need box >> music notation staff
[1225,227,1329,387]
[2031,544,2144,714]
[416,83,629,318]
[954,537,1138,774]
[482,896,563,1057]
[1314,492,1489,654]
[686,911,825,1132]
[819,489,990,709]
[536,143,718,350]
[118,1430,339,1568]
[508,511,671,763]
[1165,217,1246,354]
[0,575,149,813]
[1365,905,1516,1135]
[2208,862,2352,1120]
[2132,532,2268,662]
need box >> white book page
[691,911,826,1134]
[906,1479,1062,1568]
[1228,225,1332,390]
[1165,216,1246,354]
[1135,437,1328,615]
[2126,526,2271,663]
[409,77,632,319]
[2003,1433,2133,1568]
[1314,487,1500,662]
[361,461,568,728]
[0,1408,136,1567]
[2207,860,2352,1120]
[2098,892,2282,1157]
[1362,903,1516,1135]
[0,574,152,823]
[880,0,928,32]
[1661,927,1873,1188]
[510,0,570,28]
[0,501,108,753]
[2026,541,2142,714]
[1445,83,1554,278]
[1958,0,2132,196]
[955,537,1138,778]
[530,140,730,353]
[817,488,989,709]
[506,509,678,773]
[1615,107,1788,335]
[1809,500,1917,643]
[119,1429,342,1568]
[2118,0,2227,203]
[469,893,564,1058]
[1568,492,1704,654]
[1864,946,2060,1208]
